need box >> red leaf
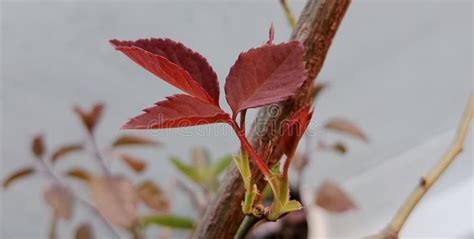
[225,41,306,115]
[110,38,219,105]
[280,105,313,157]
[123,94,229,129]
[266,23,275,45]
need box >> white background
[1,0,472,238]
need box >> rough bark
[192,0,351,238]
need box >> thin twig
[279,0,297,29]
[380,93,474,238]
[88,134,111,176]
[176,179,205,215]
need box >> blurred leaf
[75,223,94,239]
[319,141,348,155]
[141,215,195,229]
[112,135,160,148]
[32,134,45,159]
[291,154,308,172]
[90,176,139,228]
[137,180,170,213]
[332,142,347,154]
[191,147,211,173]
[169,157,201,182]
[44,185,74,220]
[3,167,35,189]
[315,181,357,213]
[65,168,91,183]
[324,119,368,142]
[119,153,147,173]
[51,143,83,163]
[210,155,232,177]
[74,103,104,134]
[309,83,327,102]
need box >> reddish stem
[227,119,271,178]
[282,155,291,180]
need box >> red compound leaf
[110,38,220,106]
[225,41,306,116]
[123,94,230,130]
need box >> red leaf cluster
[112,34,306,131]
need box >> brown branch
[374,93,474,239]
[191,0,351,238]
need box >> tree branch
[376,93,474,239]
[191,0,351,238]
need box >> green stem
[279,0,297,29]
[234,215,261,239]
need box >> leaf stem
[175,179,205,215]
[227,119,272,178]
[234,215,261,239]
[88,134,111,176]
[240,110,247,133]
[382,93,474,238]
[282,155,293,181]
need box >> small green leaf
[280,200,303,214]
[211,155,232,177]
[141,215,194,229]
[169,157,202,182]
